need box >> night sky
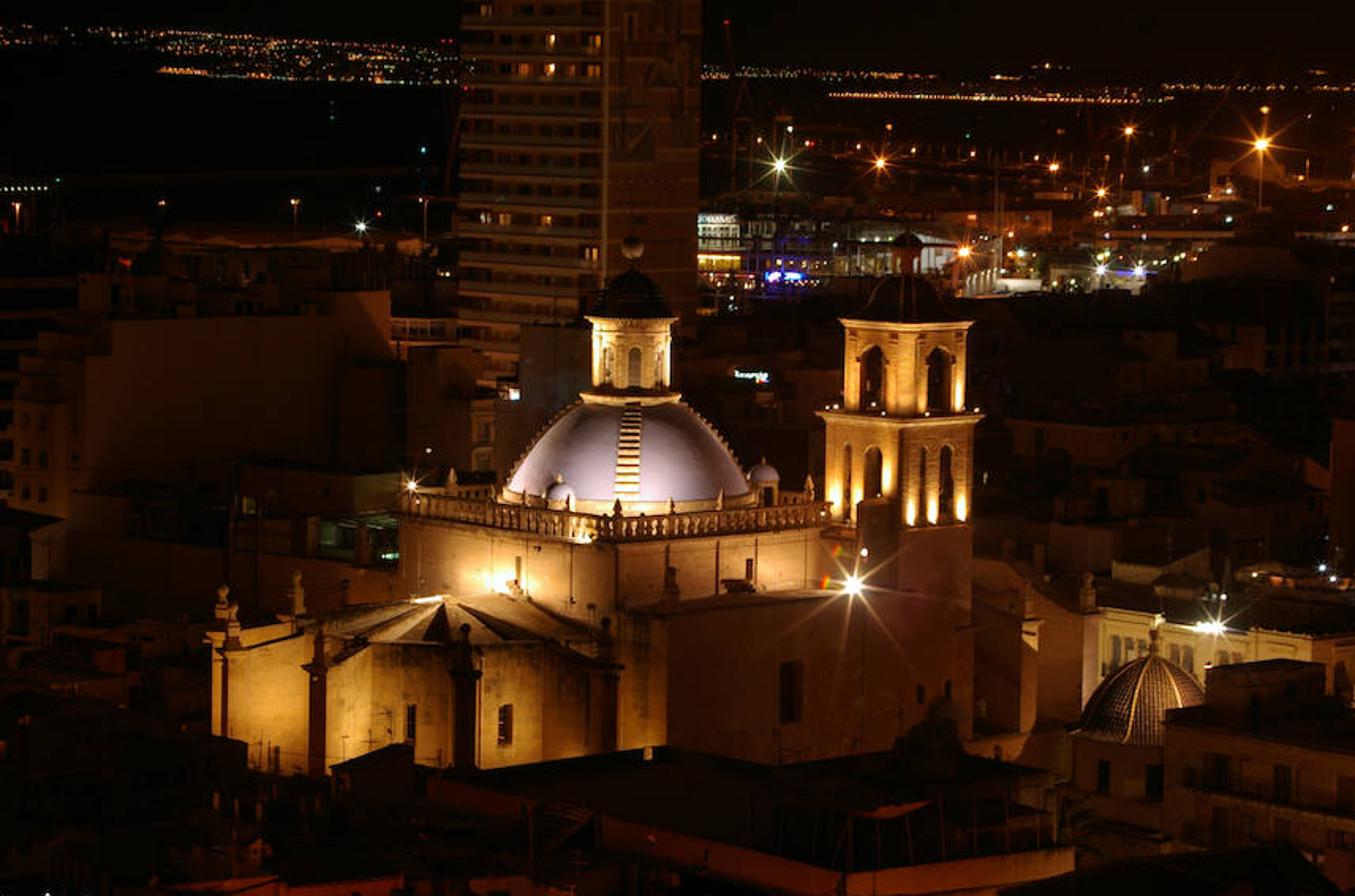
[6,1,1355,77]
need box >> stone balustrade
[399,491,832,542]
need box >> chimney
[1078,571,1097,613]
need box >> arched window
[654,348,665,388]
[601,345,614,385]
[926,346,953,413]
[842,444,853,522]
[859,346,885,409]
[917,447,928,522]
[863,446,883,499]
[939,445,955,523]
[627,346,643,388]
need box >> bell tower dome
[584,236,676,394]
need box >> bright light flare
[843,574,865,598]
[1122,125,1136,138]
[405,477,420,493]
[772,157,788,175]
[1193,619,1226,636]
[1095,186,1108,199]
[874,156,887,172]
[956,244,972,258]
[1095,263,1108,276]
[355,220,369,234]
[1253,136,1271,152]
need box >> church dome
[505,397,751,514]
[748,458,780,485]
[545,475,575,505]
[1075,633,1204,746]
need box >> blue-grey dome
[506,399,749,511]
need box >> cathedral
[209,237,983,774]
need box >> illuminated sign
[733,369,771,385]
[764,270,805,283]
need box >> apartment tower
[456,0,701,386]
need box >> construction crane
[721,17,757,193]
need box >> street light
[956,244,972,259]
[419,195,430,246]
[842,573,864,599]
[289,196,300,234]
[1253,136,1272,209]
[874,156,887,172]
[354,219,369,235]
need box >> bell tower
[817,239,981,531]
[816,237,981,741]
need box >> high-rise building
[456,0,701,385]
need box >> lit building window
[406,704,417,743]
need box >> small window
[405,704,417,743]
[498,704,514,745]
[1146,764,1164,800]
[744,557,754,581]
[778,661,803,725]
[1096,759,1111,795]
[1274,764,1293,805]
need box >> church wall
[366,643,456,768]
[479,642,642,769]
[666,588,966,764]
[894,525,974,741]
[222,632,310,774]
[325,648,375,771]
[617,612,668,749]
[399,519,617,619]
[402,518,834,616]
[615,529,824,604]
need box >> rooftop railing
[399,491,831,542]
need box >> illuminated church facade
[209,238,982,774]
